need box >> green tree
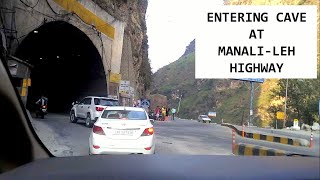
[272,79,320,125]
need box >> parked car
[70,96,120,128]
[198,115,211,123]
[89,106,156,155]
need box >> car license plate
[42,109,47,112]
[113,130,134,136]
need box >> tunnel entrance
[15,21,108,113]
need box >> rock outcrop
[95,0,150,97]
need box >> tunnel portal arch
[15,21,108,113]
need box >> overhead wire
[19,0,40,9]
[45,0,58,15]
[71,12,108,68]
[14,6,56,20]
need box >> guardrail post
[310,131,313,148]
[242,123,245,137]
[232,129,236,152]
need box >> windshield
[2,0,319,162]
[95,99,120,106]
[201,115,209,118]
[101,110,147,120]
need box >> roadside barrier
[242,124,244,137]
[222,123,309,147]
[230,129,286,156]
[310,131,313,148]
[232,129,236,152]
[233,143,286,156]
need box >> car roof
[104,106,145,111]
[84,96,119,100]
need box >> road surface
[30,113,319,157]
[30,113,234,156]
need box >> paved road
[31,113,90,156]
[30,113,319,157]
[30,113,234,157]
[155,120,233,155]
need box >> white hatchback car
[70,96,120,128]
[198,115,211,123]
[89,106,156,155]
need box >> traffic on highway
[0,0,319,179]
[27,94,320,158]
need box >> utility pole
[249,81,254,126]
[177,94,182,115]
[107,69,111,96]
[283,79,288,128]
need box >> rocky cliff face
[181,39,195,57]
[95,0,150,97]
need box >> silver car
[70,96,120,128]
[198,115,211,123]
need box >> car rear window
[94,98,120,106]
[101,110,147,120]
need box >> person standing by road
[165,107,169,121]
[161,106,166,121]
[171,108,176,120]
[155,106,161,121]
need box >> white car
[70,96,120,128]
[198,115,211,123]
[89,106,156,155]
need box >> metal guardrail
[222,123,310,147]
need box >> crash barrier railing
[310,131,313,148]
[231,128,286,156]
[233,143,287,156]
[232,129,236,152]
[222,123,310,147]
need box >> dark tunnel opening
[15,21,108,113]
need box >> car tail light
[96,107,104,111]
[93,145,100,149]
[93,125,105,135]
[144,147,152,150]
[142,127,154,136]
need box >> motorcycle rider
[35,95,48,118]
[36,95,48,106]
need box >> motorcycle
[36,104,47,119]
[149,111,156,118]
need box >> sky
[146,0,224,73]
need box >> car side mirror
[150,119,155,124]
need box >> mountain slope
[151,40,261,124]
[152,0,320,127]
